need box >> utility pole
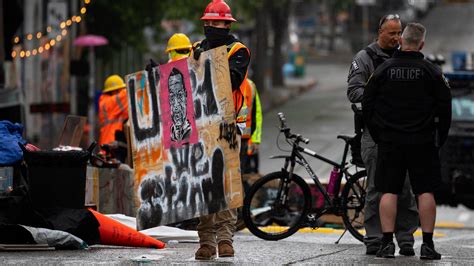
[356,0,375,44]
[70,0,78,114]
[0,0,5,65]
[362,4,369,44]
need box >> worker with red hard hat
[192,0,251,261]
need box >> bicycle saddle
[337,135,353,143]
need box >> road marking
[244,227,445,237]
[435,221,465,228]
[458,212,470,222]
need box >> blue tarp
[0,121,27,165]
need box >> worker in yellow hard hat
[98,75,129,162]
[166,33,192,62]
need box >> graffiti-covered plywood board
[126,46,242,229]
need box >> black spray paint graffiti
[218,122,238,150]
[191,59,219,120]
[128,68,160,141]
[137,143,226,228]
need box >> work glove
[193,47,204,61]
[145,58,158,72]
[248,143,259,155]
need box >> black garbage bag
[0,165,51,228]
[39,208,100,245]
[0,224,35,244]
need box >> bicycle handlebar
[277,112,310,145]
[277,112,287,128]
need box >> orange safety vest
[227,42,252,138]
[98,89,129,145]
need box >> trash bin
[23,150,90,209]
[293,54,305,77]
[452,51,466,71]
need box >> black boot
[420,243,441,260]
[376,242,395,258]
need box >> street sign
[356,0,376,5]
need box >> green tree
[85,0,208,56]
[85,0,295,92]
[234,0,291,90]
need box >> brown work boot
[195,244,216,260]
[218,240,234,257]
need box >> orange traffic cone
[88,208,165,249]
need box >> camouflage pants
[361,129,419,249]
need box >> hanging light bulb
[20,51,25,58]
[16,3,90,47]
[45,43,51,50]
[25,51,31,57]
[32,49,38,55]
[11,50,17,58]
[38,47,44,53]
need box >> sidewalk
[260,75,318,113]
[260,51,352,113]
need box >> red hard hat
[201,0,236,22]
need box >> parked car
[430,53,474,210]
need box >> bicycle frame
[271,138,354,213]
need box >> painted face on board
[168,71,187,127]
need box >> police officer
[362,23,451,260]
[347,14,419,256]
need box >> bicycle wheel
[242,171,312,241]
[341,170,367,242]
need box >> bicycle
[242,112,367,242]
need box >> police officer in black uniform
[363,23,452,260]
[347,14,418,256]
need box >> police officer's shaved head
[401,23,426,50]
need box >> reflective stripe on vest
[98,89,128,145]
[248,79,262,144]
[227,42,251,138]
[100,94,127,127]
[239,78,254,138]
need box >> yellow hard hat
[165,33,192,53]
[103,75,126,93]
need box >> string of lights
[12,0,91,59]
